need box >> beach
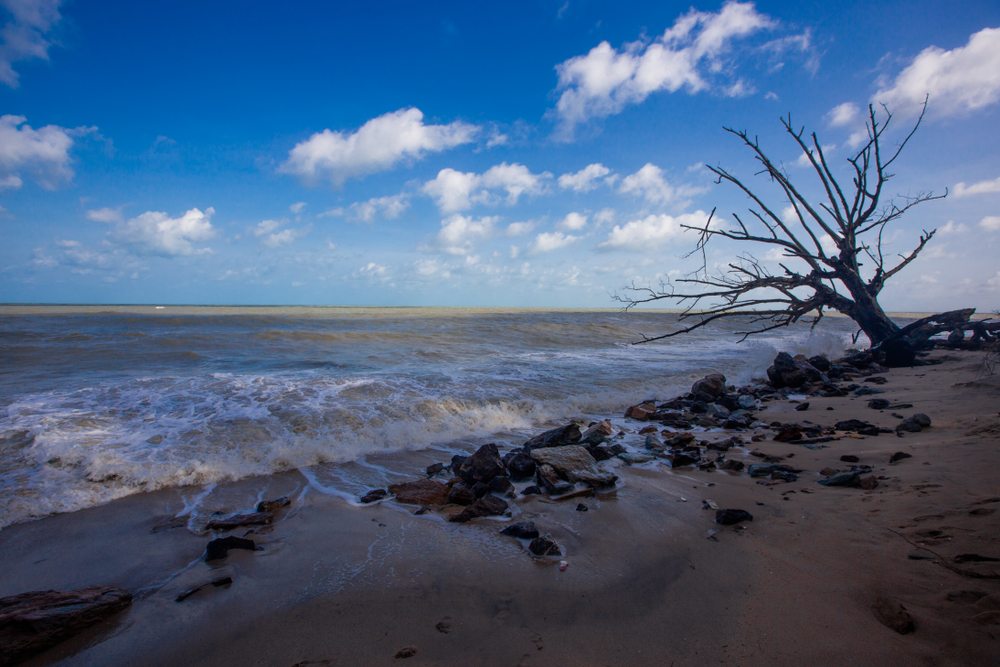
[1,308,998,665]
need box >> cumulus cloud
[981,216,1000,232]
[86,206,123,223]
[280,108,478,186]
[617,163,703,205]
[557,212,588,231]
[504,221,535,237]
[0,0,63,88]
[875,27,1000,117]
[262,225,311,248]
[289,202,307,214]
[954,176,1000,197]
[937,220,968,235]
[558,163,613,192]
[429,214,500,255]
[0,114,80,190]
[422,162,551,213]
[112,207,217,256]
[599,210,711,251]
[552,1,777,136]
[528,231,578,255]
[827,102,860,127]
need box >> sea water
[0,305,863,528]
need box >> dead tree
[617,101,945,364]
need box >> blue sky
[1,0,999,310]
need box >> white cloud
[346,193,410,222]
[86,207,123,223]
[354,262,391,283]
[0,114,77,189]
[558,163,612,192]
[528,231,578,255]
[875,27,1000,117]
[289,202,307,214]
[254,219,283,236]
[430,214,499,255]
[262,225,311,248]
[0,0,62,88]
[422,162,551,213]
[593,208,616,226]
[552,1,774,136]
[954,176,1000,197]
[827,102,860,127]
[504,221,535,237]
[793,144,836,168]
[980,216,1000,232]
[280,108,478,186]
[938,220,968,235]
[557,212,588,231]
[618,163,702,204]
[599,210,711,251]
[112,207,217,256]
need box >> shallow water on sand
[0,305,863,527]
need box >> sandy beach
[3,347,999,666]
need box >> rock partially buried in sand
[530,445,617,487]
[449,495,508,523]
[394,646,417,659]
[0,587,133,666]
[817,471,861,487]
[528,535,562,556]
[715,509,753,525]
[501,521,540,539]
[388,479,450,506]
[873,598,915,634]
[359,489,388,504]
[255,496,290,513]
[205,536,257,561]
[205,511,273,530]
[889,451,913,464]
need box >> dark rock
[691,373,727,398]
[528,535,562,556]
[450,455,467,469]
[817,471,861,487]
[525,423,582,449]
[521,485,541,496]
[470,481,490,498]
[835,419,876,432]
[770,471,798,483]
[0,587,133,666]
[605,444,626,456]
[868,398,891,410]
[447,483,476,505]
[716,509,753,525]
[255,496,290,513]
[535,463,563,493]
[175,576,233,602]
[720,459,745,472]
[458,443,505,485]
[426,462,445,476]
[505,452,536,480]
[908,549,936,560]
[840,455,860,463]
[530,446,617,486]
[395,646,418,659]
[748,463,779,477]
[707,436,741,452]
[858,426,881,436]
[644,434,665,452]
[580,420,614,445]
[587,445,613,462]
[669,449,701,467]
[864,376,888,385]
[808,355,831,372]
[859,475,879,490]
[205,536,256,561]
[449,495,509,523]
[873,598,915,634]
[388,479,451,506]
[488,476,514,496]
[794,402,810,412]
[576,503,589,512]
[501,522,539,539]
[773,427,803,442]
[664,432,696,448]
[205,511,273,530]
[360,489,388,504]
[896,417,923,433]
[767,352,825,388]
[854,386,885,396]
[889,451,912,463]
[716,394,741,412]
[913,413,932,427]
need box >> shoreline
[2,348,999,666]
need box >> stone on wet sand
[528,535,562,556]
[205,511,274,530]
[500,522,539,539]
[716,509,753,525]
[0,587,133,666]
[767,352,825,388]
[616,452,654,465]
[255,496,291,513]
[449,495,509,523]
[205,536,257,561]
[873,598,915,634]
[817,471,861,487]
[457,443,505,485]
[530,445,617,487]
[359,489,388,504]
[388,479,451,506]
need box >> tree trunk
[839,277,901,345]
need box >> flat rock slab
[0,586,132,666]
[530,445,618,486]
[205,511,273,530]
[388,479,450,506]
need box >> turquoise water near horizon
[0,305,873,528]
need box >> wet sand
[3,349,999,666]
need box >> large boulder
[388,479,450,506]
[524,424,582,449]
[457,443,505,485]
[504,451,536,480]
[691,373,726,398]
[529,445,618,487]
[0,587,132,666]
[766,352,825,388]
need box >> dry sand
[2,349,999,666]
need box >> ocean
[0,305,864,528]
